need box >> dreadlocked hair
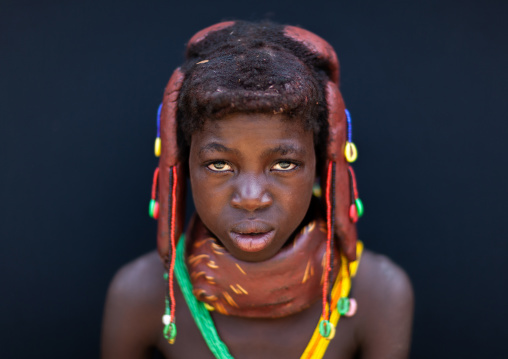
[176,20,334,163]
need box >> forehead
[191,113,313,151]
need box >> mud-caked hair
[177,21,332,162]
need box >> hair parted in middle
[176,20,330,163]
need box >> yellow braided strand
[300,241,364,359]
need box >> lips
[229,222,275,253]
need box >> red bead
[349,204,358,223]
[153,201,160,219]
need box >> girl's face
[189,113,316,262]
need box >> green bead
[164,323,177,344]
[149,199,156,218]
[163,272,169,281]
[337,297,350,315]
[319,320,332,338]
[355,198,364,217]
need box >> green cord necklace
[173,234,361,359]
[174,234,234,359]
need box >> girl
[102,20,413,359]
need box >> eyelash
[205,160,299,173]
[206,161,233,172]
[271,161,298,171]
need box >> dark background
[1,0,507,358]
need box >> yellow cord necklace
[175,236,363,359]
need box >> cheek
[275,168,315,223]
[189,153,211,213]
[190,169,230,222]
[190,171,213,211]
[281,180,311,204]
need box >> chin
[227,246,281,262]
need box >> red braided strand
[151,167,159,199]
[323,161,333,321]
[169,166,178,322]
[349,166,359,198]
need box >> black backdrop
[1,0,507,358]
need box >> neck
[185,213,340,318]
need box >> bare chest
[155,286,359,359]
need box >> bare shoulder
[352,248,414,359]
[101,251,165,359]
[107,251,165,302]
[356,249,414,305]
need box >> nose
[231,174,273,212]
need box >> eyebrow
[198,143,305,157]
[199,142,239,156]
[262,144,305,157]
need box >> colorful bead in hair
[149,167,160,219]
[344,109,358,163]
[347,166,364,222]
[154,103,162,157]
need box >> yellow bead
[312,183,322,198]
[203,303,215,311]
[344,142,358,162]
[154,137,161,157]
[326,323,336,340]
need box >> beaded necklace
[174,234,363,359]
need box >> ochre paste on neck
[185,215,340,318]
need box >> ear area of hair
[160,68,185,167]
[324,81,345,161]
[157,68,187,260]
[323,80,358,262]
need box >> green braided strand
[175,235,235,359]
